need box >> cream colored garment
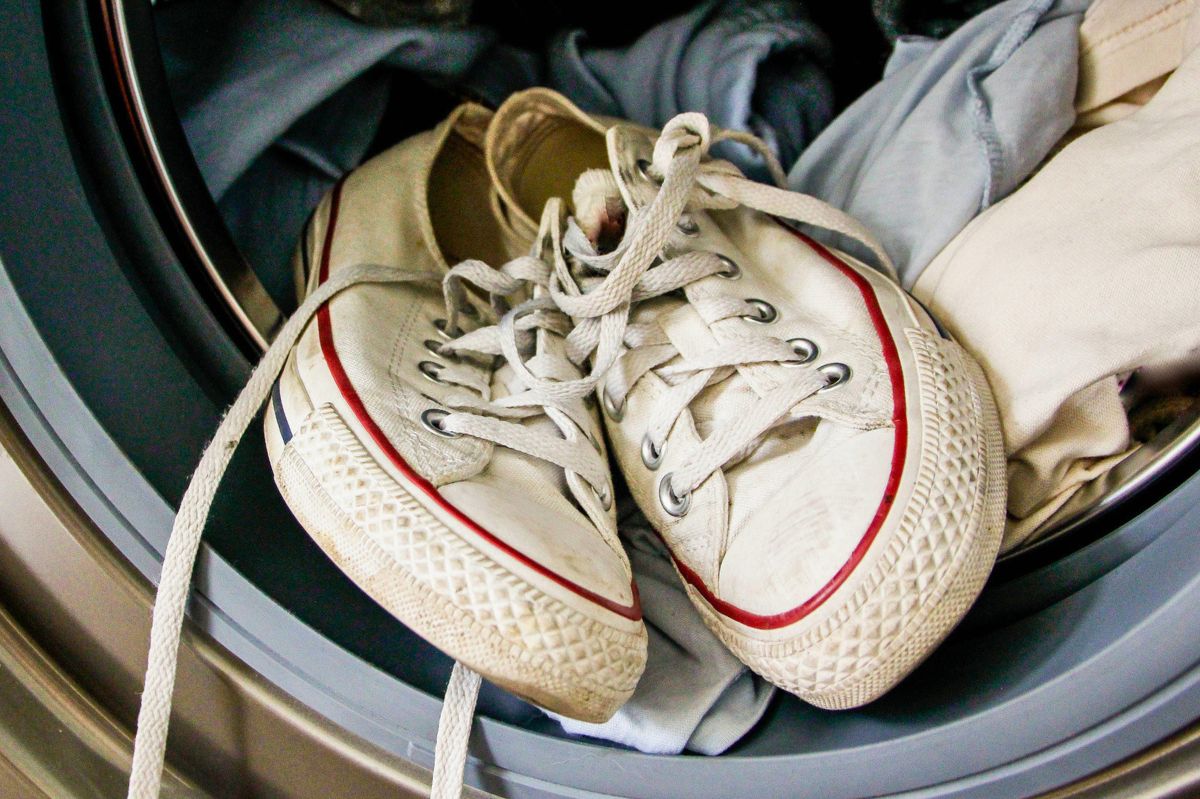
[1073,0,1200,131]
[914,44,1200,551]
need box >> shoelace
[421,249,613,507]
[126,247,609,798]
[517,113,898,515]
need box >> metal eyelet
[817,362,852,391]
[715,255,741,280]
[432,318,454,339]
[593,483,614,511]
[418,360,447,384]
[424,339,462,363]
[741,299,778,325]
[658,473,691,517]
[420,408,458,437]
[601,388,625,422]
[636,158,663,186]
[676,216,701,236]
[783,338,819,366]
[641,435,664,470]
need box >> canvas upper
[484,89,1006,708]
[263,102,647,721]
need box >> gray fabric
[161,0,837,305]
[216,73,390,310]
[548,0,833,182]
[551,514,774,755]
[787,0,1089,288]
[324,0,473,27]
[159,0,531,310]
[177,0,499,198]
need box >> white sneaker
[124,103,647,799]
[262,103,647,722]
[486,89,1006,709]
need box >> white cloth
[551,508,774,755]
[913,40,1200,550]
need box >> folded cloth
[158,0,535,310]
[788,0,1088,287]
[1072,0,1200,132]
[550,511,774,755]
[548,0,833,182]
[913,39,1200,551]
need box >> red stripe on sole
[312,179,642,622]
[669,227,909,630]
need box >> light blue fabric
[787,0,1090,287]
[552,516,775,756]
[548,0,833,182]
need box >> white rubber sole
[268,401,646,722]
[684,325,1006,710]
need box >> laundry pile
[128,0,1200,797]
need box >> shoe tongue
[484,89,608,256]
[604,125,663,214]
[571,169,627,252]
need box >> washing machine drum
[5,1,1200,797]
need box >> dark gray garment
[787,0,1089,288]
[324,0,473,27]
[175,0,501,199]
[216,73,390,312]
[158,0,535,310]
[548,0,833,182]
[872,0,1006,42]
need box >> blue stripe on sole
[271,378,294,444]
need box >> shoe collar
[484,88,610,254]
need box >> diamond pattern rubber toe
[274,404,646,722]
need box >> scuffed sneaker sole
[271,403,646,722]
[682,331,1006,709]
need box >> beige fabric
[914,45,1200,550]
[1073,0,1200,131]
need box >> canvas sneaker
[485,89,1006,709]
[124,102,649,799]
[262,103,647,721]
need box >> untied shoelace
[127,112,898,799]
[125,242,609,798]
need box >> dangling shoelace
[126,246,610,799]
[509,113,899,515]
